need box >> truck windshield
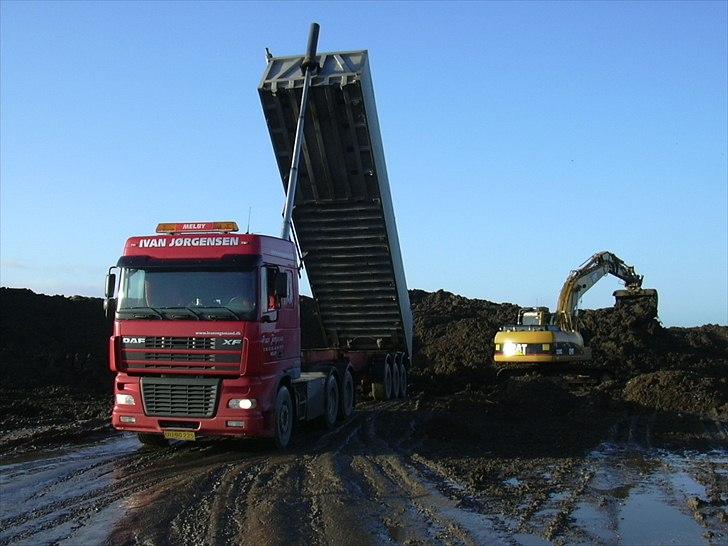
[117,267,257,321]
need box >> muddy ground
[1,287,727,545]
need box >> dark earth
[1,287,726,545]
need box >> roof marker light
[156,222,239,234]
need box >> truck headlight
[228,398,257,410]
[503,343,518,357]
[115,394,135,405]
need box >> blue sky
[1,1,726,326]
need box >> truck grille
[121,337,244,374]
[141,377,220,418]
[144,337,215,350]
[142,353,216,362]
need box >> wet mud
[1,397,726,545]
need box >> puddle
[618,482,706,545]
[569,441,728,545]
[0,434,140,545]
[412,463,550,546]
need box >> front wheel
[273,386,294,449]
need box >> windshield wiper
[192,306,243,321]
[160,307,203,320]
[117,306,164,319]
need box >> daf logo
[123,337,145,344]
[222,339,242,346]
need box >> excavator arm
[554,252,651,332]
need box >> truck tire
[339,368,355,420]
[391,362,401,399]
[137,433,168,447]
[322,374,339,428]
[399,365,407,398]
[273,386,293,449]
[371,361,393,401]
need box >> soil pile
[579,296,728,375]
[408,289,519,391]
[405,288,727,418]
[623,370,728,418]
[0,287,112,391]
[2,286,726,441]
[0,288,113,450]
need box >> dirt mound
[623,371,728,417]
[408,289,519,391]
[3,286,727,418]
[580,297,728,378]
[0,288,112,391]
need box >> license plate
[163,430,196,441]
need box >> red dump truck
[103,25,412,448]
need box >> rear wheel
[372,361,393,401]
[273,386,293,449]
[339,369,355,420]
[137,433,168,447]
[322,374,339,428]
[399,364,408,398]
[392,362,401,399]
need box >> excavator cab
[518,307,551,327]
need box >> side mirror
[274,273,288,298]
[105,273,116,298]
[104,270,117,319]
[261,310,278,323]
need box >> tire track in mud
[0,399,591,546]
[13,401,720,546]
[343,399,506,545]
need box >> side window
[282,270,293,309]
[264,267,278,311]
[263,267,293,310]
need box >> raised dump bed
[259,50,412,357]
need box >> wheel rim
[278,398,291,440]
[384,364,392,399]
[328,382,338,422]
[392,363,400,398]
[344,374,354,414]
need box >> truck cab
[106,222,302,446]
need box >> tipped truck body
[259,51,412,359]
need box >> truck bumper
[111,373,277,438]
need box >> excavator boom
[555,251,655,331]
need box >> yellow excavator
[493,251,657,366]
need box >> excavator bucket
[613,288,658,307]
